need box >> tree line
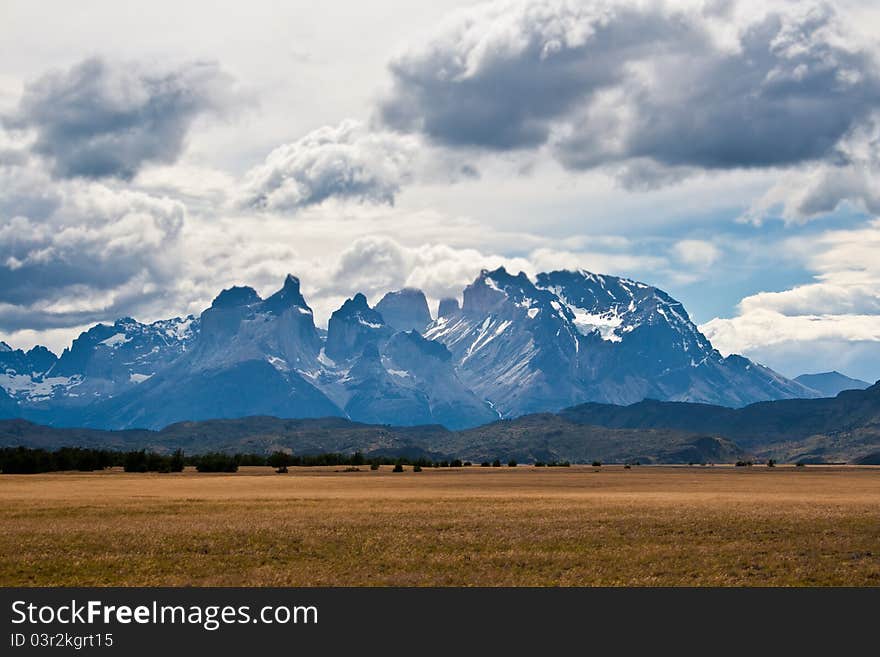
[0,447,242,474]
[0,447,502,474]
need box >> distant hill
[561,381,880,463]
[0,415,743,465]
[434,415,744,465]
[794,371,872,397]
[3,380,879,464]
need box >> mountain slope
[0,387,18,419]
[424,268,587,416]
[424,267,815,416]
[535,269,814,407]
[84,359,343,430]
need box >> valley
[2,465,878,587]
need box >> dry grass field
[1,465,879,586]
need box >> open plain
[1,465,879,586]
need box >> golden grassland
[1,465,879,586]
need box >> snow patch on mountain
[100,333,131,348]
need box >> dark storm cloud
[0,168,185,331]
[6,57,234,180]
[379,1,880,178]
[380,1,691,151]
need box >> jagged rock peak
[437,298,460,318]
[0,341,11,352]
[211,286,262,309]
[478,266,531,282]
[264,274,310,313]
[463,266,539,315]
[374,288,432,332]
[335,293,378,317]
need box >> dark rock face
[324,293,393,363]
[437,297,460,318]
[374,289,432,332]
[0,387,18,419]
[0,343,58,379]
[2,269,820,432]
[210,286,262,309]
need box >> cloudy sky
[1,0,879,381]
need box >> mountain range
[0,267,853,432]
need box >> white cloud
[700,217,880,378]
[239,120,421,212]
[672,239,721,269]
[702,309,880,352]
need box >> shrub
[534,461,546,467]
[392,463,404,473]
[463,461,472,467]
[122,449,183,473]
[480,462,490,467]
[624,464,631,470]
[195,453,239,473]
[413,464,422,472]
[507,459,517,467]
[267,451,292,473]
[796,462,806,468]
[592,460,602,467]
[767,459,776,468]
[735,460,754,467]
[123,450,148,473]
[169,449,185,472]
[370,463,380,471]
[492,459,501,467]
[451,459,463,468]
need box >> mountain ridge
[1,268,821,430]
